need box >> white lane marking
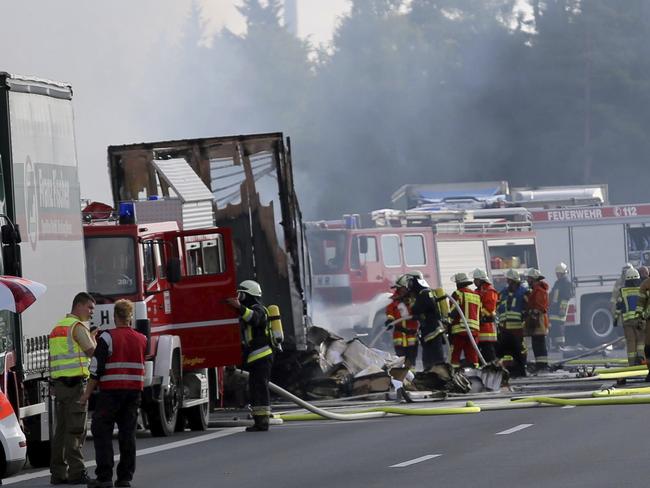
[496,423,533,435]
[4,427,244,485]
[561,405,576,409]
[389,454,442,468]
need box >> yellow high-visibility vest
[49,317,90,379]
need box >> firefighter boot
[246,415,270,432]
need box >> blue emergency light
[118,201,136,224]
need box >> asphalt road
[6,401,647,488]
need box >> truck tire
[26,440,50,468]
[581,296,619,347]
[185,402,209,431]
[148,351,182,437]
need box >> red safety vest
[99,328,147,391]
[477,282,499,343]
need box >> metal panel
[435,240,487,295]
[535,227,571,279]
[152,158,214,202]
[152,158,214,230]
[181,200,214,230]
[571,224,625,277]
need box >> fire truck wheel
[147,352,182,437]
[185,402,209,431]
[26,440,50,468]
[581,296,619,348]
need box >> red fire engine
[307,208,538,346]
[83,200,242,436]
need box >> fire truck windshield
[307,230,347,273]
[85,236,137,296]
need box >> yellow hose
[512,395,650,406]
[598,370,647,380]
[277,404,481,421]
[592,387,650,397]
[593,365,647,375]
[565,358,629,366]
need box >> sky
[0,0,350,203]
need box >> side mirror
[166,257,181,283]
[359,236,368,255]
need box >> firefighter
[48,292,96,486]
[385,274,419,369]
[81,299,147,488]
[611,263,634,315]
[496,269,528,377]
[449,273,482,368]
[616,267,643,366]
[636,267,650,380]
[549,262,573,351]
[473,268,499,363]
[408,275,447,370]
[226,280,274,432]
[525,268,551,372]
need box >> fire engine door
[162,228,242,368]
[350,235,386,303]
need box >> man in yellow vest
[49,292,96,485]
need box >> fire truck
[307,206,538,345]
[388,181,650,347]
[84,199,241,436]
[532,203,650,346]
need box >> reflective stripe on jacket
[49,316,90,379]
[549,276,573,322]
[242,304,273,364]
[386,297,419,347]
[618,287,640,322]
[497,285,527,330]
[450,288,481,335]
[98,328,147,390]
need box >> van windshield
[85,237,137,296]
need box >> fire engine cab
[307,206,538,345]
[83,200,241,435]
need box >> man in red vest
[472,269,499,363]
[80,300,147,488]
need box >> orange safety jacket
[527,280,550,331]
[477,282,499,343]
[386,295,419,347]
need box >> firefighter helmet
[393,274,411,289]
[237,280,262,297]
[624,268,640,281]
[451,272,472,285]
[505,268,521,282]
[472,268,490,282]
[555,262,568,274]
[526,268,544,280]
[623,262,634,272]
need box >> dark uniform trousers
[91,390,141,482]
[247,356,273,414]
[496,329,527,376]
[51,379,88,480]
[421,335,446,371]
